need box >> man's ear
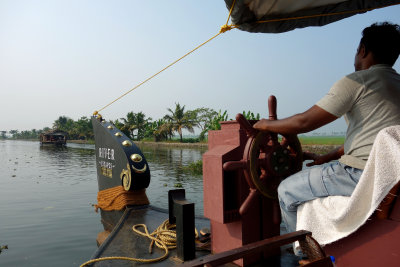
[359,43,368,58]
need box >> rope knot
[219,24,233,33]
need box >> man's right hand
[303,152,328,167]
[303,145,344,167]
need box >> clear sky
[1,1,399,134]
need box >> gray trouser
[277,162,363,233]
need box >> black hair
[360,22,400,66]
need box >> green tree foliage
[190,108,218,141]
[111,119,130,137]
[144,119,171,141]
[164,103,196,142]
[200,110,230,139]
[51,116,93,140]
[9,117,92,140]
[119,111,152,141]
[42,127,51,133]
[182,160,203,175]
[9,130,18,137]
[72,117,93,140]
[53,116,74,132]
[6,105,263,143]
[242,110,260,120]
[9,129,41,139]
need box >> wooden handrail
[181,230,330,267]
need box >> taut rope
[93,0,398,115]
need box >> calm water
[0,140,205,267]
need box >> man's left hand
[253,119,271,131]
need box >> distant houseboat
[39,130,67,146]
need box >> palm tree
[9,130,18,138]
[41,127,51,133]
[53,116,74,134]
[111,119,130,137]
[120,112,136,140]
[120,111,151,140]
[53,116,68,130]
[144,119,168,141]
[164,103,196,142]
[74,116,93,140]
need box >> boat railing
[181,230,333,267]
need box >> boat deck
[91,205,302,267]
[91,205,212,267]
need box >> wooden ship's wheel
[223,96,303,215]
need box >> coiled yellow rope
[94,186,149,212]
[79,219,198,267]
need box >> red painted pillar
[203,120,280,266]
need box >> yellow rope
[225,0,237,26]
[94,186,149,212]
[93,1,238,116]
[94,29,229,115]
[79,219,198,267]
[93,1,399,116]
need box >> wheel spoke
[237,100,303,199]
[259,143,273,154]
[257,158,265,169]
[259,172,272,188]
[270,132,278,142]
[236,113,257,136]
[280,137,289,147]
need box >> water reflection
[37,144,96,184]
[0,140,101,267]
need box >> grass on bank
[180,136,344,176]
[299,136,344,145]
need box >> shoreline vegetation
[2,104,346,145]
[66,138,342,154]
[4,137,343,147]
[7,137,343,153]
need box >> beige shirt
[316,64,400,169]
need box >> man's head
[354,22,400,71]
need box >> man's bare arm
[303,145,344,166]
[253,105,338,135]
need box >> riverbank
[6,139,339,154]
[60,140,341,154]
[135,142,339,154]
[68,139,208,148]
[68,139,95,145]
[135,140,208,148]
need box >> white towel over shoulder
[296,125,400,245]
